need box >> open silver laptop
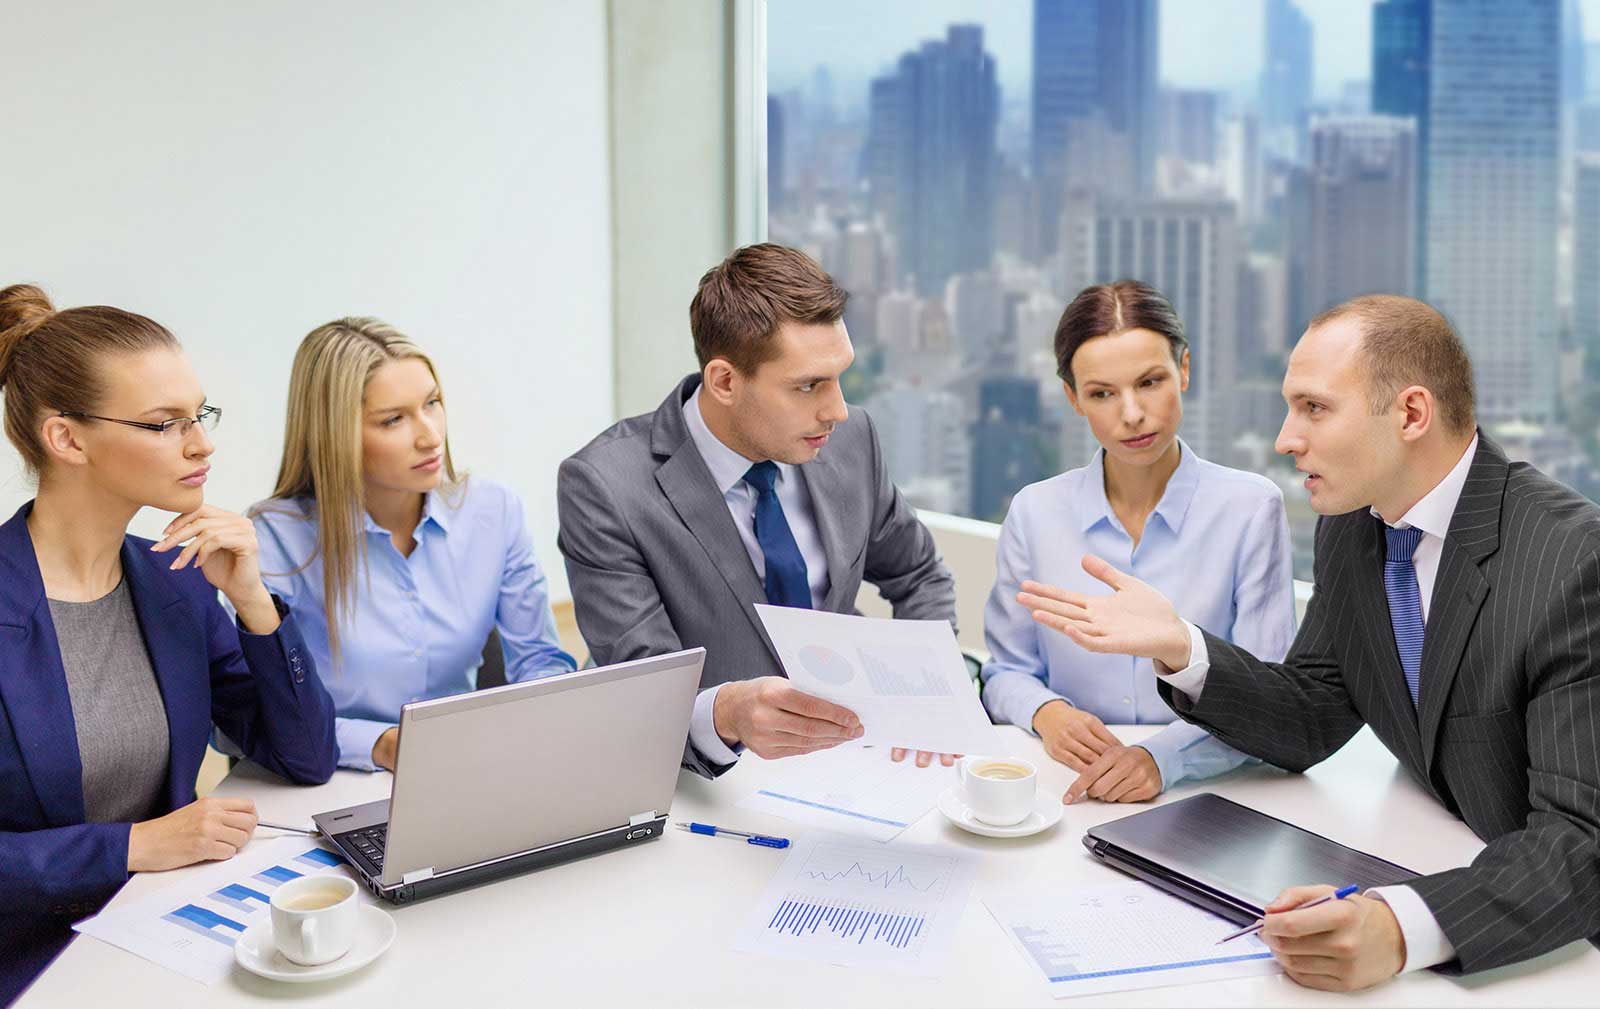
[312,648,704,903]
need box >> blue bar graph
[295,848,343,869]
[162,904,246,946]
[209,883,271,914]
[253,864,303,888]
[766,897,926,950]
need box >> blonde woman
[251,318,575,772]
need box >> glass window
[767,0,1596,579]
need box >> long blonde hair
[257,317,460,663]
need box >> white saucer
[937,787,1063,838]
[234,905,396,983]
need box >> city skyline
[771,0,1600,102]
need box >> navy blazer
[0,503,338,1004]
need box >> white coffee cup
[269,875,359,966]
[956,755,1038,826]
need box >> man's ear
[1396,385,1434,443]
[702,358,739,407]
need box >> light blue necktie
[1383,525,1426,707]
[742,461,812,609]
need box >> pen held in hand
[258,821,319,836]
[1215,884,1360,944]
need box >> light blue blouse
[251,478,576,770]
[979,442,1296,790]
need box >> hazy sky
[769,0,1600,104]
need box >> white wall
[0,0,613,599]
[609,0,733,416]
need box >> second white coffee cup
[269,875,359,966]
[956,755,1038,826]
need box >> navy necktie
[742,461,812,609]
[1383,525,1426,706]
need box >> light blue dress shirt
[251,478,576,770]
[979,441,1296,790]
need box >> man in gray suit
[558,243,957,778]
[1023,295,1600,990]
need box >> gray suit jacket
[1160,434,1600,974]
[558,375,957,777]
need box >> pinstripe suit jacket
[1160,434,1600,974]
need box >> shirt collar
[1370,433,1479,539]
[682,386,786,494]
[1078,439,1199,535]
[362,486,452,537]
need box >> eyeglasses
[57,404,222,439]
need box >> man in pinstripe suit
[1020,295,1600,991]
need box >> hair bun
[0,284,55,388]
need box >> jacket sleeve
[856,409,957,628]
[0,821,129,916]
[558,455,731,778]
[1158,515,1365,771]
[205,594,338,785]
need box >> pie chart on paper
[798,644,856,686]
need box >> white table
[19,727,1598,1008]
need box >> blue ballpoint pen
[1215,884,1361,944]
[674,821,790,848]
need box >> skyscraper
[1059,195,1242,461]
[1372,0,1431,295]
[1261,0,1314,156]
[1426,0,1560,422]
[1575,156,1600,376]
[767,95,786,216]
[1303,116,1418,315]
[1031,0,1158,257]
[972,376,1048,520]
[1160,89,1221,167]
[863,25,999,296]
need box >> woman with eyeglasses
[247,317,576,773]
[0,285,337,1003]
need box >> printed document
[755,605,999,756]
[733,831,978,974]
[738,744,952,842]
[985,881,1282,997]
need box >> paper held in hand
[754,605,999,757]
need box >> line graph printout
[985,881,1282,998]
[74,837,356,984]
[733,831,977,974]
[737,744,951,841]
[755,605,998,756]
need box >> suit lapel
[121,540,208,811]
[800,448,860,613]
[1417,435,1505,770]
[650,377,774,653]
[1349,515,1427,768]
[0,505,86,826]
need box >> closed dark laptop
[1083,793,1419,925]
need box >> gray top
[49,579,170,823]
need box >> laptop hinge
[401,867,435,885]
[629,810,659,826]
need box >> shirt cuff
[689,684,741,769]
[336,717,393,773]
[1154,621,1209,701]
[1367,886,1457,973]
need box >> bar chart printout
[733,831,977,974]
[985,882,1283,997]
[74,837,354,984]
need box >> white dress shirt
[1161,435,1479,973]
[681,387,831,766]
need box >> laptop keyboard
[339,825,388,874]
